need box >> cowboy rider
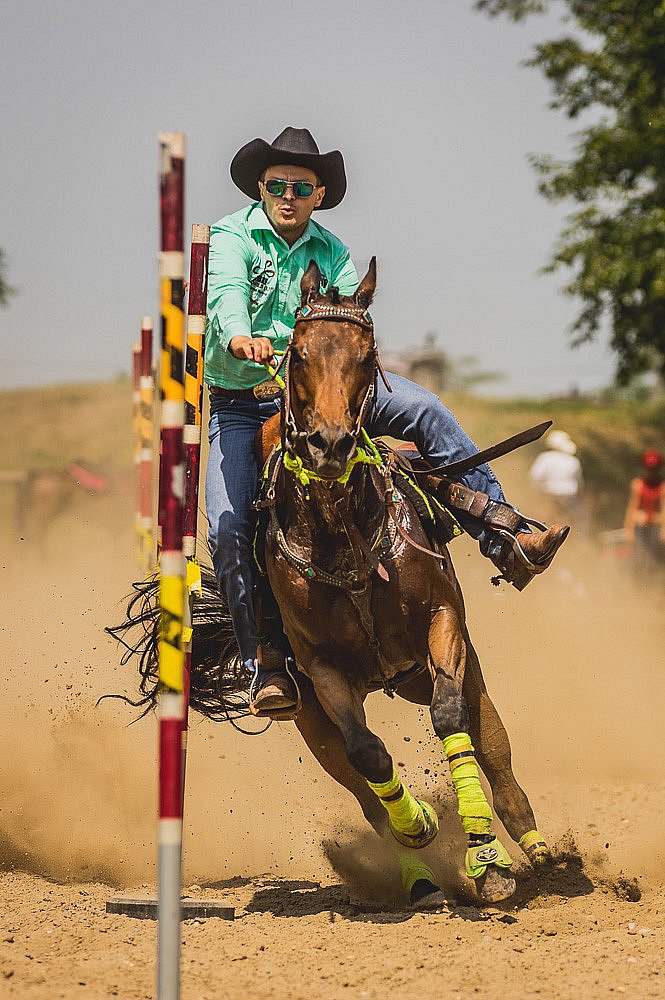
[204,126,569,719]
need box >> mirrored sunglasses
[264,179,317,198]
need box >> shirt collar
[247,202,327,248]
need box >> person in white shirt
[529,430,588,534]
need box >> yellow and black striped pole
[181,223,210,804]
[183,223,210,559]
[157,129,186,1000]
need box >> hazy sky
[1,0,616,396]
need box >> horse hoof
[389,800,439,849]
[526,844,551,866]
[409,879,449,912]
[476,865,516,904]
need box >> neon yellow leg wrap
[442,732,512,879]
[367,768,438,848]
[397,850,438,895]
[519,829,550,862]
[442,733,493,835]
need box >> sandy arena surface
[1,463,664,999]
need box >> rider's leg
[205,395,297,713]
[366,372,569,585]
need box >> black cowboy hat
[230,126,346,210]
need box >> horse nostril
[333,433,356,464]
[307,429,356,468]
[307,431,326,454]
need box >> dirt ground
[1,436,664,999]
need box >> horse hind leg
[428,608,516,904]
[463,631,549,866]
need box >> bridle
[277,301,393,464]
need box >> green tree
[0,248,14,307]
[476,0,665,383]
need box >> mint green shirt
[205,203,359,389]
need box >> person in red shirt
[623,449,665,569]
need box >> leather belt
[209,385,258,401]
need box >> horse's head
[284,257,378,480]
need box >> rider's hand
[229,335,274,363]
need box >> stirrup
[491,519,550,591]
[248,656,302,721]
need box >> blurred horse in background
[1,461,109,544]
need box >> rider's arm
[207,221,253,351]
[330,244,359,296]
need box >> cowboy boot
[497,523,570,591]
[249,578,301,718]
[249,641,301,719]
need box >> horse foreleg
[294,681,388,835]
[463,631,549,865]
[296,678,442,907]
[428,608,515,903]
[308,661,438,852]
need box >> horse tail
[103,566,254,725]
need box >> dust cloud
[1,478,664,895]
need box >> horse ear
[354,256,376,308]
[301,260,322,304]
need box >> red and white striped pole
[181,224,210,796]
[157,130,186,1000]
[183,224,210,560]
[132,343,142,563]
[139,317,155,570]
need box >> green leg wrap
[367,768,439,849]
[442,732,513,879]
[397,850,438,895]
[442,732,493,835]
[519,829,550,863]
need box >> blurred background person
[529,430,589,536]
[623,449,665,573]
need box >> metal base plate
[106,896,235,920]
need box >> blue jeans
[206,373,512,663]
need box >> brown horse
[252,258,549,907]
[110,258,550,908]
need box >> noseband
[280,302,392,466]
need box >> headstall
[280,301,393,468]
